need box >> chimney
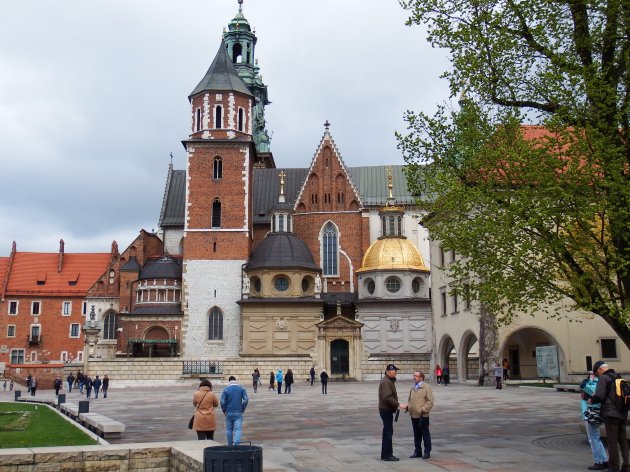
[58,239,65,273]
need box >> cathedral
[152,3,432,379]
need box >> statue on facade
[315,274,322,293]
[242,274,250,293]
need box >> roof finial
[238,0,243,12]
[324,120,330,132]
[278,171,286,203]
[169,152,173,165]
[387,166,394,201]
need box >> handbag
[584,408,603,425]
[189,391,209,430]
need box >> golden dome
[357,237,429,273]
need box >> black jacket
[592,369,627,420]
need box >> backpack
[607,372,630,413]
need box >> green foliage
[398,0,630,347]
[0,403,98,448]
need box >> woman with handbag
[191,379,219,440]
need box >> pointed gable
[294,130,362,214]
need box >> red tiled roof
[0,256,9,297]
[6,252,110,296]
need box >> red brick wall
[0,296,86,364]
[189,93,252,140]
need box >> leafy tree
[397,0,630,352]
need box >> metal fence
[182,360,223,375]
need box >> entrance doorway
[330,339,349,375]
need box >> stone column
[83,306,102,375]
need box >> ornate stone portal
[316,303,364,379]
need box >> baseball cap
[592,360,607,373]
[385,364,399,371]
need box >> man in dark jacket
[378,364,407,462]
[92,375,102,399]
[66,373,75,393]
[591,360,629,472]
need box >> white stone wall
[182,260,245,358]
[163,228,184,255]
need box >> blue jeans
[585,421,608,464]
[225,412,243,446]
[379,409,394,459]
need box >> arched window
[211,199,221,228]
[213,157,223,179]
[322,222,338,276]
[215,105,223,129]
[208,307,223,340]
[103,312,119,340]
[195,108,201,132]
[238,108,244,131]
[232,43,243,63]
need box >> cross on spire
[324,120,330,132]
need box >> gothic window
[322,222,339,276]
[213,157,223,179]
[215,105,223,129]
[196,108,201,132]
[238,108,244,132]
[208,307,223,340]
[211,199,221,228]
[103,312,120,340]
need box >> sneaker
[588,464,607,471]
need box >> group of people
[2,379,15,391]
[379,364,434,462]
[26,374,38,396]
[262,366,329,395]
[433,364,450,386]
[581,360,628,471]
[67,371,110,399]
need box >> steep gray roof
[159,170,186,227]
[139,257,182,280]
[190,41,253,97]
[159,165,419,228]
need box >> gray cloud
[0,0,450,254]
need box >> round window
[412,278,421,293]
[385,277,401,293]
[274,277,289,292]
[367,279,375,294]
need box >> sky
[0,0,451,255]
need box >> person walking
[85,376,93,399]
[220,376,249,446]
[407,371,434,459]
[102,375,110,398]
[581,372,608,470]
[310,366,316,386]
[92,375,102,399]
[3,380,6,391]
[275,369,283,394]
[67,373,75,393]
[435,365,442,385]
[502,358,510,380]
[268,371,275,391]
[284,369,294,394]
[26,374,32,395]
[494,362,503,389]
[77,372,85,394]
[30,377,37,396]
[378,364,407,462]
[9,380,14,391]
[192,379,219,440]
[591,361,629,472]
[320,369,329,394]
[442,366,450,386]
[252,369,260,393]
[53,376,62,396]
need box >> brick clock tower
[181,2,270,358]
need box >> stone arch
[499,326,566,381]
[437,334,457,380]
[144,325,169,340]
[458,330,479,382]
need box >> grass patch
[0,403,98,448]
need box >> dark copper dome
[248,233,318,271]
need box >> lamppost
[83,306,101,375]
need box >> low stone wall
[0,442,201,472]
[362,353,431,381]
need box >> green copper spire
[223,0,271,153]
